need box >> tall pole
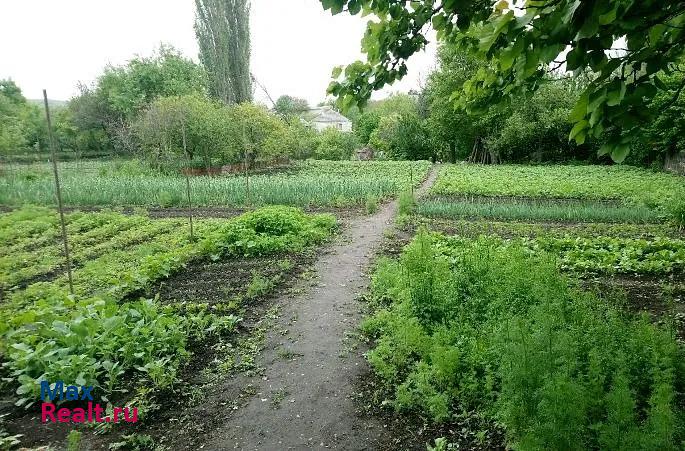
[181,117,194,241]
[243,123,250,207]
[410,163,414,196]
[43,89,73,295]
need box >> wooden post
[410,163,414,196]
[43,89,74,295]
[181,117,194,241]
[243,124,250,207]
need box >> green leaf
[606,80,626,106]
[611,143,630,163]
[569,93,589,122]
[569,120,588,144]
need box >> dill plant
[363,231,685,448]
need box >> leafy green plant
[363,231,685,449]
[398,190,415,216]
[430,164,685,211]
[67,430,82,451]
[0,206,334,408]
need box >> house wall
[313,121,352,132]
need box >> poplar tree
[195,0,252,104]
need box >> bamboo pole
[43,89,74,295]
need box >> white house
[302,107,352,132]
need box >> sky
[0,0,437,106]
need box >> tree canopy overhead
[320,0,685,162]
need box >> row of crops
[364,163,685,449]
[0,159,432,208]
[0,206,336,410]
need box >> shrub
[314,127,358,160]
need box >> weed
[246,272,275,300]
[270,388,290,409]
[365,194,380,214]
[67,430,82,451]
[109,433,155,450]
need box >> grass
[417,197,663,223]
[0,159,432,208]
[430,163,685,210]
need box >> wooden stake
[181,117,194,241]
[43,89,73,295]
[243,124,250,207]
[410,163,414,196]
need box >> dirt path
[202,167,439,450]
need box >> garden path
[202,166,439,450]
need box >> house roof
[303,107,351,124]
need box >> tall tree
[195,0,252,104]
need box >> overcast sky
[1,0,436,105]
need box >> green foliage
[354,110,380,145]
[668,201,685,231]
[229,103,293,163]
[364,231,685,448]
[0,160,431,208]
[108,433,155,450]
[398,190,415,216]
[314,127,358,160]
[431,164,685,211]
[630,69,685,166]
[417,197,661,224]
[66,428,82,451]
[0,206,334,407]
[321,0,685,162]
[134,94,232,168]
[528,235,685,275]
[369,113,431,160]
[195,0,252,104]
[0,79,47,156]
[365,194,379,214]
[135,99,295,167]
[63,45,207,156]
[274,95,310,117]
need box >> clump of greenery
[67,430,82,451]
[398,190,415,215]
[668,201,685,231]
[363,230,685,449]
[365,194,380,214]
[313,127,358,160]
